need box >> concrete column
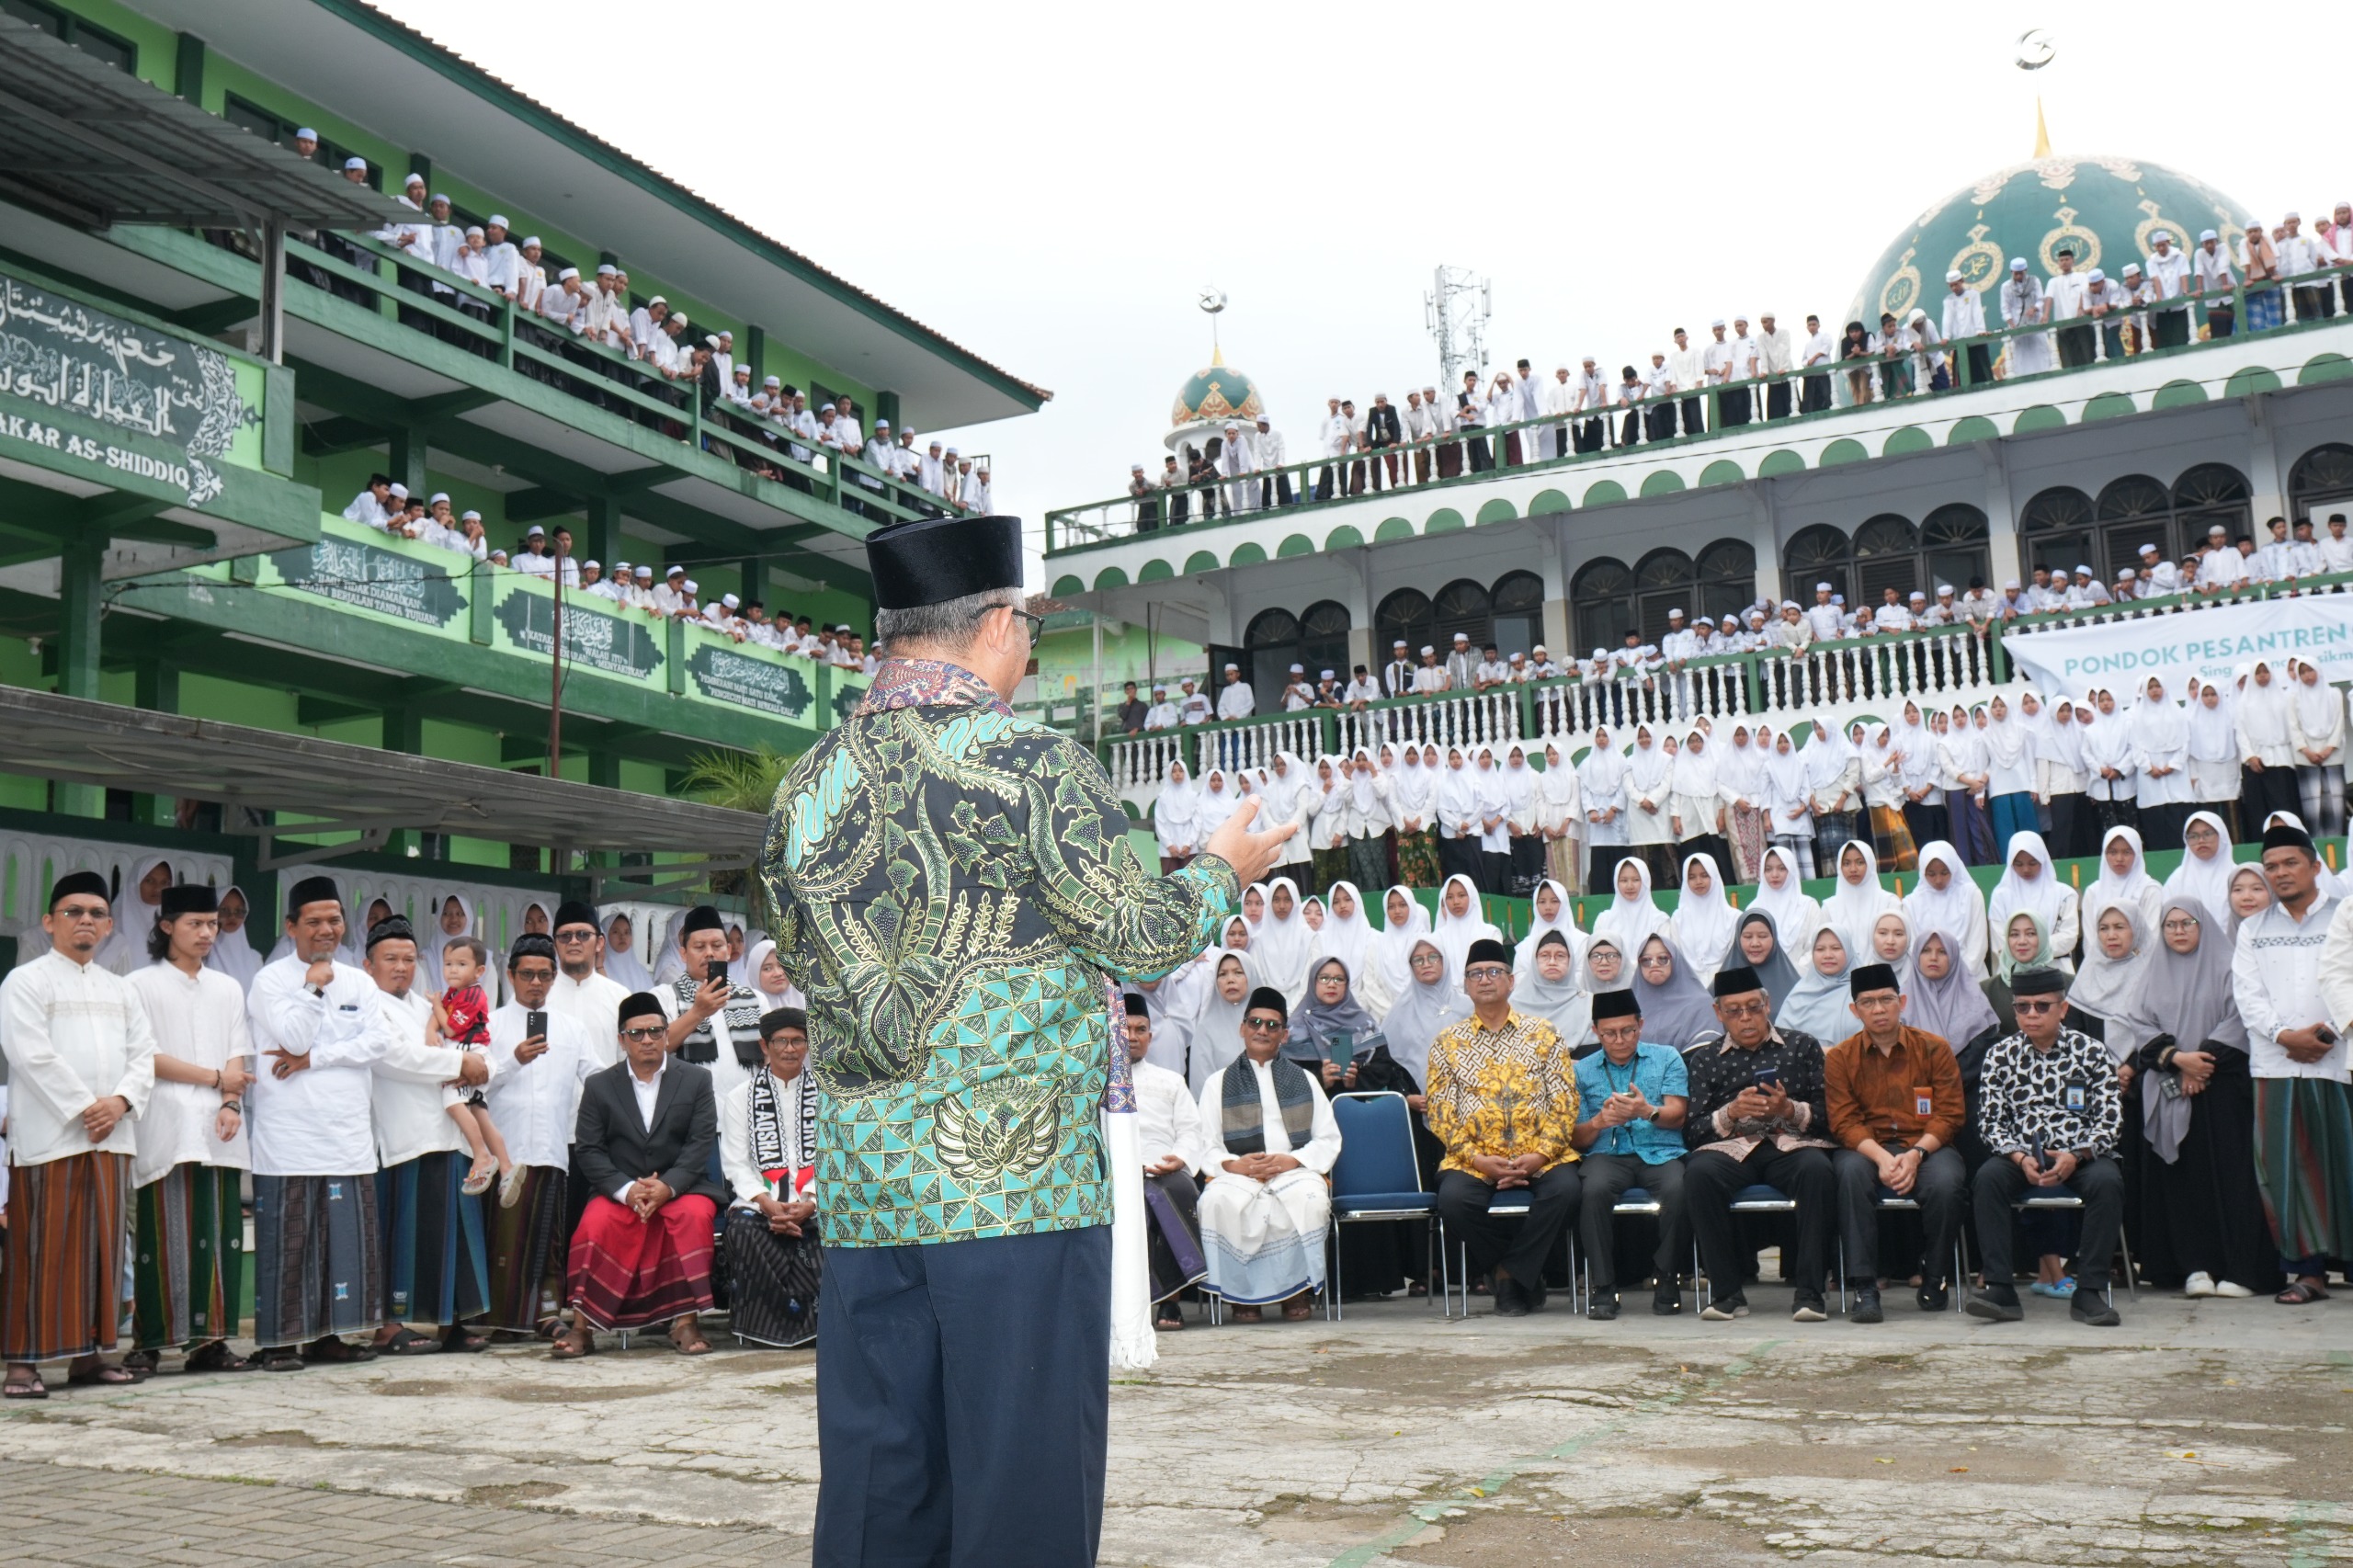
[585,494,620,572]
[1982,443,2021,587]
[54,533,104,817]
[2246,396,2290,526]
[1749,484,1785,605]
[388,426,427,497]
[1542,518,1572,655]
[132,656,179,825]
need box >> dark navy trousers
[815,1225,1111,1568]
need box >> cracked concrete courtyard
[3,1290,2351,1566]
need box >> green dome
[1847,155,2254,330]
[1171,359,1264,429]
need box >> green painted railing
[1044,262,2351,555]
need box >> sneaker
[2183,1271,2217,1299]
[2213,1279,2256,1299]
[1653,1281,1684,1316]
[1791,1291,1829,1324]
[1587,1291,1620,1322]
[1850,1285,1883,1324]
[1917,1279,1950,1312]
[2071,1290,2121,1327]
[1965,1286,2024,1323]
[2029,1278,2077,1300]
[1700,1292,1749,1322]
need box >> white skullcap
[596,263,617,275]
[1780,600,1799,610]
[717,329,733,339]
[2286,210,2302,221]
[1909,591,1927,602]
[464,225,484,238]
[1667,608,1685,618]
[682,580,699,595]
[428,491,449,505]
[343,155,366,170]
[722,593,740,609]
[1815,582,1833,592]
[2009,256,2028,270]
[1289,664,1303,673]
[2200,229,2219,242]
[1223,663,1239,672]
[557,266,579,280]
[2085,267,2105,282]
[2139,542,2159,554]
[2124,263,2144,276]
[1710,317,1726,328]
[1321,669,1336,680]
[1533,644,1547,653]
[403,171,424,186]
[1945,269,1963,283]
[520,236,540,249]
[665,563,685,576]
[429,192,450,205]
[2117,568,2135,580]
[2209,523,2228,535]
[583,559,600,571]
[1392,639,1408,647]
[1420,645,1436,656]
[2152,229,2172,243]
[875,417,890,427]
[460,508,479,521]
[296,127,319,141]
[387,482,408,498]
[613,560,630,572]
[1131,462,1144,471]
[489,550,506,561]
[479,213,505,228]
[2004,578,2020,590]
[525,523,545,536]
[635,565,654,578]
[1453,631,1470,641]
[765,375,781,386]
[647,295,666,308]
[2076,564,2096,574]
[1832,594,1846,603]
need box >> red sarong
[565,1194,717,1331]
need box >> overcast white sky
[378,2,2332,585]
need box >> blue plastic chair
[1439,1180,1578,1319]
[1325,1091,1438,1322]
[2003,1181,2137,1301]
[1578,1185,1663,1308]
[1833,1185,1968,1313]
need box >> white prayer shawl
[1430,873,1503,979]
[1669,733,1722,836]
[1822,839,1901,952]
[1535,749,1582,833]
[1716,729,1767,809]
[1759,732,1813,827]
[1983,710,2035,796]
[2078,699,2139,802]
[1666,853,1739,983]
[1498,748,1540,832]
[1747,845,1824,960]
[1900,842,1990,979]
[1472,751,1512,853]
[1591,858,1669,953]
[2235,662,2297,767]
[2291,661,2349,761]
[1434,756,1484,841]
[1388,751,1435,831]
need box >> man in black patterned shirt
[1681,966,1837,1324]
[1966,967,2125,1326]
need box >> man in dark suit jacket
[555,992,731,1358]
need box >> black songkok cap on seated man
[48,870,109,909]
[160,885,217,918]
[551,899,600,933]
[1711,964,1763,998]
[1464,937,1513,970]
[2264,822,2319,858]
[286,875,341,918]
[620,991,666,1027]
[1592,987,1640,1021]
[761,1006,807,1038]
[1848,962,1901,997]
[1122,992,1151,1017]
[865,514,1024,611]
[365,915,415,952]
[2010,966,2070,997]
[1246,986,1290,1018]
[679,904,725,937]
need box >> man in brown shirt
[1824,962,1967,1323]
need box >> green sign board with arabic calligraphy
[0,270,264,508]
[491,581,665,681]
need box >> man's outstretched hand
[1204,796,1299,887]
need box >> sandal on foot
[460,1160,495,1197]
[302,1337,369,1365]
[119,1349,160,1377]
[258,1350,305,1373]
[2277,1279,2332,1305]
[183,1342,255,1374]
[439,1327,489,1354]
[498,1165,527,1210]
[1282,1298,1315,1322]
[668,1330,712,1357]
[66,1364,137,1387]
[3,1372,46,1401]
[374,1326,441,1357]
[1153,1313,1185,1332]
[549,1332,595,1361]
[1230,1305,1264,1324]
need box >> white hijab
[1746,844,1821,960]
[1372,883,1436,1009]
[599,907,654,991]
[1514,879,1588,977]
[1822,839,1899,951]
[1591,857,1668,952]
[201,883,265,994]
[1314,881,1383,1010]
[2162,810,2237,922]
[1380,938,1469,1088]
[1900,841,1989,979]
[1988,829,2068,940]
[2086,824,2159,928]
[1430,872,1501,978]
[1666,853,1739,979]
[1252,875,1317,1006]
[1156,761,1200,839]
[2068,903,2154,1063]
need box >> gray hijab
[1631,935,1719,1050]
[1516,929,1592,1040]
[2140,897,2249,1164]
[1732,910,1802,1012]
[1380,938,1469,1088]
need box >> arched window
[2019,485,2095,579]
[1488,570,1546,660]
[1920,503,1991,597]
[1570,558,1633,653]
[2172,463,2251,551]
[2081,473,2169,584]
[1695,540,1757,626]
[1375,587,1435,662]
[1783,524,1853,605]
[1245,600,1349,700]
[1852,514,1919,609]
[1432,577,1493,652]
[2290,444,2353,527]
[1632,549,1697,642]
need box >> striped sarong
[132,1163,246,1351]
[485,1165,568,1333]
[567,1193,718,1331]
[722,1208,820,1347]
[252,1173,381,1350]
[376,1152,488,1327]
[2255,1076,2353,1264]
[2,1151,130,1362]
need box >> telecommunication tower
[1424,266,1492,392]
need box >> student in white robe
[1666,853,1739,983]
[1576,729,1630,895]
[2184,678,2245,832]
[1748,844,1824,962]
[1430,873,1503,980]
[1901,841,1990,979]
[1154,761,1202,873]
[1534,743,1585,890]
[1196,987,1342,1320]
[1590,858,1669,956]
[1822,839,1901,956]
[2085,826,2164,937]
[2289,655,2348,837]
[1987,830,2081,969]
[1251,877,1318,1010]
[2131,677,2195,849]
[1758,725,1818,877]
[1621,726,1677,885]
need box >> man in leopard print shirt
[1967,965,2125,1326]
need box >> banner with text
[2002,597,2353,696]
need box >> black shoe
[1494,1283,1529,1318]
[1966,1286,2024,1323]
[1850,1285,1884,1324]
[1525,1278,1550,1313]
[1791,1290,1829,1324]
[1653,1281,1683,1315]
[2071,1290,2121,1327]
[1917,1279,1950,1312]
[1588,1291,1620,1322]
[1699,1291,1748,1322]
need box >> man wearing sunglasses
[484,935,598,1340]
[1967,967,2125,1326]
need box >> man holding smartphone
[1967,966,2125,1326]
[484,936,598,1337]
[1681,966,1837,1324]
[2253,822,2353,1306]
[659,904,765,1108]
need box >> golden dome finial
[2033,97,2052,158]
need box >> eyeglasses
[1410,952,1443,967]
[1463,966,1511,983]
[2012,999,2063,1015]
[620,1025,666,1041]
[1242,1017,1286,1033]
[554,927,597,942]
[513,967,556,983]
[980,605,1045,647]
[1716,999,1768,1018]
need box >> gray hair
[873,586,1024,651]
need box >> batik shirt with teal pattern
[762,658,1239,1246]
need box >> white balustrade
[1192,716,1329,778]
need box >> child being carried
[432,936,517,1206]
